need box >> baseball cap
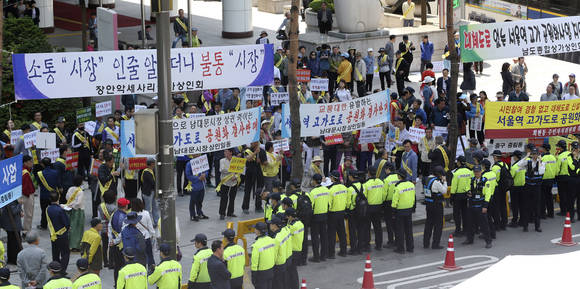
[268,193,281,201]
[285,207,297,217]
[473,165,482,172]
[123,247,136,258]
[492,150,502,156]
[367,48,373,52]
[191,233,207,243]
[48,261,62,272]
[253,222,267,232]
[312,174,323,182]
[570,73,576,77]
[330,170,340,179]
[159,243,172,255]
[117,198,130,207]
[513,150,523,158]
[268,215,283,226]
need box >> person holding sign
[186,155,209,222]
[218,149,241,220]
[262,142,282,193]
[72,122,92,179]
[65,175,85,252]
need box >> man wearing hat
[269,215,290,289]
[481,159,498,240]
[381,163,398,248]
[256,31,269,44]
[250,222,276,289]
[188,234,212,289]
[44,261,72,289]
[308,174,330,262]
[398,35,415,82]
[363,48,375,93]
[110,197,130,282]
[0,267,18,289]
[509,150,526,227]
[46,192,70,275]
[556,140,572,217]
[286,207,304,288]
[392,169,415,253]
[54,116,69,146]
[304,156,323,189]
[450,156,474,236]
[72,121,92,179]
[80,218,104,274]
[463,165,493,248]
[264,192,282,223]
[149,243,182,289]
[327,170,348,258]
[423,166,447,249]
[346,170,364,254]
[490,150,510,230]
[521,148,545,232]
[338,52,353,91]
[117,248,147,289]
[362,167,386,251]
[121,212,146,267]
[539,144,558,218]
[377,47,391,90]
[222,229,245,289]
[72,258,101,289]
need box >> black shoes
[308,257,320,263]
[432,245,444,249]
[485,242,492,249]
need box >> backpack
[353,185,369,218]
[498,163,513,190]
[296,192,313,221]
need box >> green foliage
[1,17,82,131]
[309,0,334,12]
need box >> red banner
[296,69,311,82]
[128,157,147,170]
[325,134,344,145]
[90,159,102,176]
[66,152,79,171]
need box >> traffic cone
[439,234,461,271]
[557,213,577,246]
[301,279,307,289]
[360,254,376,289]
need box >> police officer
[346,170,364,255]
[188,234,212,289]
[269,215,289,289]
[491,150,509,230]
[286,208,304,289]
[327,170,348,258]
[363,167,386,251]
[308,174,330,262]
[556,140,571,217]
[276,212,293,289]
[382,163,398,248]
[481,159,497,239]
[117,247,148,289]
[148,243,182,289]
[281,179,300,208]
[522,147,545,232]
[567,142,580,221]
[251,222,276,289]
[423,166,447,249]
[462,165,493,248]
[265,193,283,222]
[450,156,473,236]
[222,229,245,289]
[44,261,72,289]
[72,258,101,289]
[392,169,416,254]
[0,268,19,289]
[540,144,558,218]
[509,150,526,227]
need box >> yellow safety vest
[105,127,119,142]
[54,127,66,143]
[81,227,102,263]
[47,208,67,241]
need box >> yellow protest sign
[228,157,247,174]
[485,99,580,139]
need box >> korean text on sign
[95,100,112,117]
[189,155,210,176]
[228,157,247,174]
[0,155,23,209]
[309,78,329,91]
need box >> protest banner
[359,127,382,144]
[90,158,102,176]
[296,69,311,82]
[309,78,329,91]
[76,107,92,123]
[460,16,580,62]
[13,44,274,100]
[189,155,210,176]
[41,148,60,162]
[95,100,112,117]
[408,127,426,143]
[470,116,483,131]
[134,105,147,112]
[484,99,580,138]
[270,92,289,106]
[9,130,22,145]
[128,157,148,170]
[173,107,261,156]
[84,121,97,136]
[0,155,23,208]
[490,138,527,153]
[36,132,56,149]
[245,86,263,101]
[23,131,37,149]
[228,157,247,174]
[433,126,448,139]
[66,152,79,170]
[282,90,390,137]
[325,134,344,145]
[121,120,136,158]
[273,138,290,152]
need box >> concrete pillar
[36,0,54,32]
[222,0,253,39]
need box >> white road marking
[550,233,580,244]
[386,264,493,289]
[417,278,467,289]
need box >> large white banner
[172,107,261,156]
[460,16,580,62]
[13,44,274,100]
[282,90,390,137]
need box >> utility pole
[421,0,427,25]
[140,0,147,49]
[446,0,459,168]
[288,0,303,181]
[187,0,192,47]
[155,0,177,258]
[80,0,88,51]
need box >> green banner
[76,107,92,124]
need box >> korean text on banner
[490,139,527,153]
[84,121,97,136]
[189,155,210,176]
[309,78,329,91]
[9,130,22,145]
[283,90,390,137]
[270,92,289,106]
[95,101,112,117]
[325,134,344,145]
[408,127,426,143]
[245,86,263,101]
[120,120,136,158]
[41,149,60,162]
[76,107,92,123]
[460,16,580,62]
[359,127,382,144]
[0,154,23,208]
[484,99,580,138]
[23,131,37,149]
[228,157,247,174]
[173,107,261,156]
[296,69,311,82]
[128,157,147,170]
[36,132,56,149]
[273,139,290,152]
[14,44,274,100]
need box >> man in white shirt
[402,0,415,27]
[562,86,579,100]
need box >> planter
[334,0,382,33]
[305,8,338,30]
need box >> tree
[446,0,459,168]
[288,0,303,181]
[1,17,82,130]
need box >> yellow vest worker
[286,207,304,289]
[44,261,73,289]
[450,157,473,235]
[188,234,212,287]
[270,216,290,289]
[327,171,349,257]
[362,167,387,250]
[383,172,399,203]
[116,248,147,289]
[391,169,416,253]
[250,222,276,288]
[148,244,182,289]
[540,144,558,218]
[0,268,20,289]
[222,229,245,288]
[509,151,527,227]
[464,165,493,248]
[308,174,330,262]
[72,258,102,289]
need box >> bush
[308,0,334,12]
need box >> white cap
[423,76,434,83]
[367,48,373,52]
[277,46,283,50]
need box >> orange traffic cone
[557,213,577,246]
[301,279,307,289]
[439,234,461,271]
[360,254,376,289]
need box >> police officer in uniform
[44,261,72,289]
[392,169,416,254]
[222,229,245,289]
[363,167,386,251]
[423,166,447,249]
[462,166,493,248]
[0,268,19,289]
[346,170,363,255]
[117,247,148,289]
[308,174,330,262]
[566,142,580,221]
[188,234,212,289]
[481,160,497,239]
[522,148,545,232]
[72,258,101,289]
[509,150,526,227]
[269,215,289,289]
[286,208,304,289]
[556,140,571,217]
[250,222,276,289]
[382,163,398,248]
[148,243,182,289]
[450,156,473,236]
[327,170,348,258]
[540,144,558,218]
[491,150,509,230]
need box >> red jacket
[22,168,35,197]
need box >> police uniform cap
[159,243,172,255]
[192,233,208,243]
[492,150,502,156]
[530,147,539,155]
[253,222,268,232]
[268,216,283,226]
[268,193,281,201]
[281,197,293,207]
[291,178,302,187]
[481,159,491,168]
[330,170,340,179]
[456,156,466,163]
[123,247,136,258]
[572,142,579,150]
[272,179,283,189]
[542,143,551,151]
[385,162,395,172]
[0,268,9,280]
[76,258,89,270]
[557,140,567,149]
[473,165,483,172]
[222,229,236,239]
[48,261,62,272]
[57,116,66,123]
[512,150,523,158]
[396,168,407,178]
[312,174,323,182]
[285,207,297,217]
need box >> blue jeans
[172,34,187,48]
[190,189,205,218]
[142,193,159,226]
[403,19,414,27]
[145,238,155,268]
